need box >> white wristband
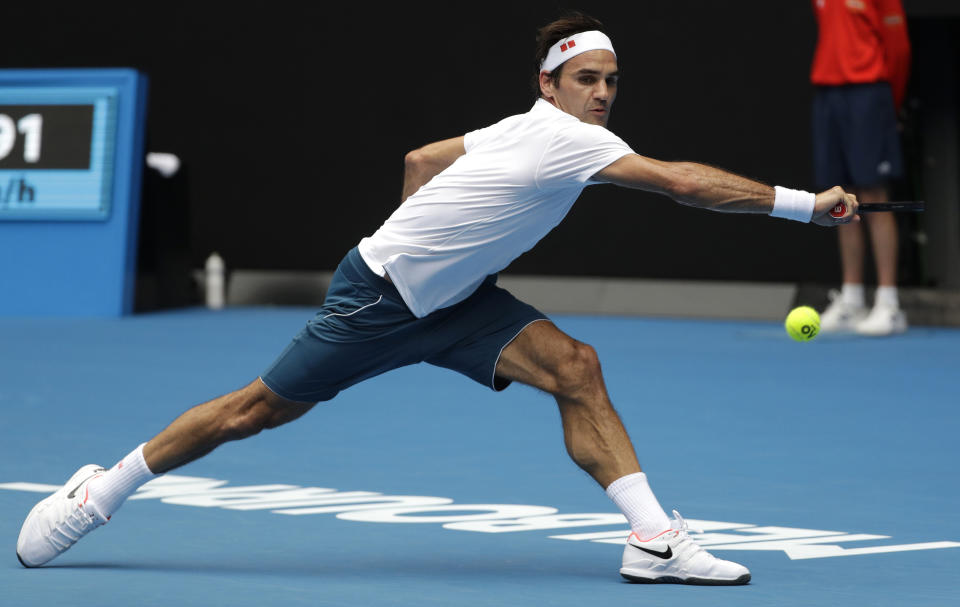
[771,186,816,223]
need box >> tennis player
[16,13,858,585]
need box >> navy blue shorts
[812,82,903,190]
[260,248,549,403]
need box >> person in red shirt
[811,0,911,335]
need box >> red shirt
[811,0,911,108]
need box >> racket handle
[829,202,848,218]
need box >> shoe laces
[671,510,703,535]
[669,510,715,563]
[49,505,96,550]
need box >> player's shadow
[43,553,608,581]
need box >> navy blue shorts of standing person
[260,247,549,403]
[811,81,903,190]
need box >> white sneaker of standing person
[620,510,751,585]
[16,465,109,567]
[855,303,908,336]
[820,289,868,332]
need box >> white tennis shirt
[357,98,635,318]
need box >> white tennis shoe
[820,290,868,332]
[620,510,751,585]
[16,464,109,567]
[855,303,907,336]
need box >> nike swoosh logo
[66,470,104,499]
[636,545,673,559]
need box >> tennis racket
[830,201,925,217]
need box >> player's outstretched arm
[593,154,858,225]
[401,136,466,201]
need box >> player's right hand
[812,186,859,227]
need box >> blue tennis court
[2,308,958,606]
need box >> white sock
[87,443,159,517]
[875,286,899,309]
[840,283,866,307]
[605,472,672,540]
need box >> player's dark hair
[532,12,609,97]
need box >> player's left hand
[812,186,859,227]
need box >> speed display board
[0,87,117,220]
[0,69,147,316]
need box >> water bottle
[205,252,225,310]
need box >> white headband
[540,30,616,73]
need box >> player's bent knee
[554,341,604,399]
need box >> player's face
[540,50,619,127]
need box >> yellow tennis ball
[785,306,820,342]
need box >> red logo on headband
[561,40,576,52]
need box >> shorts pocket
[309,276,414,343]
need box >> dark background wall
[4,1,956,285]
